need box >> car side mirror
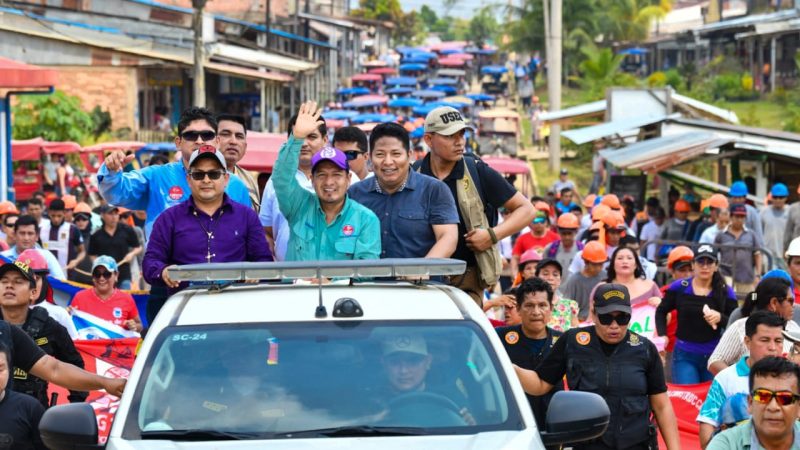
[539,390,610,447]
[39,402,103,450]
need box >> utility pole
[266,0,272,48]
[192,0,207,107]
[546,0,562,173]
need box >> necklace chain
[193,208,224,263]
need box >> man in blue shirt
[349,122,458,258]
[554,187,578,216]
[273,102,380,261]
[97,107,252,238]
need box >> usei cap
[593,283,632,315]
[424,106,472,136]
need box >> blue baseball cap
[763,269,794,290]
[92,255,119,273]
[771,183,789,197]
[729,181,748,197]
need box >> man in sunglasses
[69,256,142,334]
[332,126,372,182]
[513,283,680,450]
[97,106,252,238]
[143,146,272,291]
[707,356,800,449]
[698,311,786,449]
[348,122,458,259]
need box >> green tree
[601,0,668,43]
[419,5,438,28]
[469,6,498,47]
[12,90,96,143]
[575,45,636,100]
[352,0,423,45]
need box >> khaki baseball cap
[424,106,473,136]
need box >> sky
[348,0,497,19]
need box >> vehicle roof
[170,282,472,326]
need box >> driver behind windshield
[379,334,476,426]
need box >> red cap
[16,249,49,273]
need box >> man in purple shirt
[142,145,272,293]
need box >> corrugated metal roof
[561,114,677,145]
[599,131,729,172]
[666,117,800,143]
[212,43,318,72]
[694,9,797,34]
[538,100,606,122]
[672,93,739,124]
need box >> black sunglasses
[181,130,216,142]
[189,170,225,181]
[92,271,113,279]
[344,151,362,161]
[73,216,89,222]
[597,312,631,326]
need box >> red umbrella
[351,73,383,82]
[438,57,466,67]
[368,67,397,76]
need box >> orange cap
[591,204,611,222]
[73,202,92,214]
[582,194,597,208]
[601,210,625,229]
[534,201,551,213]
[674,199,691,213]
[601,194,621,210]
[556,213,579,229]
[0,201,19,215]
[582,241,607,263]
[61,195,77,210]
[117,206,130,214]
[519,248,542,266]
[708,193,729,210]
[667,246,694,270]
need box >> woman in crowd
[707,277,798,375]
[655,245,738,384]
[534,258,579,332]
[593,246,662,307]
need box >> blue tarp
[412,105,437,116]
[439,48,463,55]
[466,93,495,102]
[410,127,425,138]
[412,90,446,99]
[385,87,415,95]
[400,56,431,64]
[481,65,507,75]
[388,98,424,108]
[337,87,371,96]
[428,77,458,85]
[407,51,437,60]
[385,76,418,86]
[431,85,457,95]
[426,101,465,110]
[137,142,176,153]
[399,63,427,72]
[323,109,360,120]
[619,47,649,56]
[351,113,397,124]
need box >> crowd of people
[5,99,800,449]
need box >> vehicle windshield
[128,321,519,439]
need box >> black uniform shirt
[0,389,46,450]
[4,323,46,373]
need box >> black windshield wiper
[141,429,259,441]
[275,425,429,438]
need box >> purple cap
[311,146,349,172]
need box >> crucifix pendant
[206,251,215,263]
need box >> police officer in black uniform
[0,259,87,407]
[496,277,562,429]
[513,283,680,450]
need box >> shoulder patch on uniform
[576,331,591,346]
[505,331,519,345]
[628,334,642,346]
[35,337,48,346]
[551,335,559,345]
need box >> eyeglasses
[774,196,788,200]
[597,313,631,326]
[73,216,89,222]
[92,271,113,279]
[751,388,800,406]
[189,170,225,181]
[344,151,362,161]
[3,221,15,227]
[180,130,216,142]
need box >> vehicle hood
[108,430,542,450]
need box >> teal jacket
[707,419,800,449]
[272,136,380,261]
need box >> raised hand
[292,101,324,139]
[104,150,136,172]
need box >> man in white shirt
[332,126,373,183]
[640,207,665,261]
[700,209,731,245]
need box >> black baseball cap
[730,203,747,216]
[694,244,719,263]
[0,260,36,287]
[536,258,563,275]
[98,204,120,214]
[593,283,631,315]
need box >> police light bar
[166,258,467,282]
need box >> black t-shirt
[417,155,517,265]
[536,329,667,396]
[8,324,46,373]
[0,390,46,450]
[88,223,139,281]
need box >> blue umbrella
[336,87,371,96]
[388,98,424,108]
[412,89,446,99]
[385,76,418,86]
[399,63,427,72]
[412,105,437,116]
[395,46,416,54]
[439,48,463,55]
[426,101,465,110]
[410,127,425,138]
[350,113,397,124]
[477,49,497,55]
[619,47,648,56]
[138,142,176,153]
[428,77,459,85]
[464,46,481,53]
[466,93,495,102]
[323,109,360,120]
[430,85,457,95]
[408,51,437,60]
[385,87,415,95]
[401,56,430,65]
[481,65,507,75]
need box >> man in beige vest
[217,114,261,212]
[414,106,535,306]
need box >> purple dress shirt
[143,194,272,287]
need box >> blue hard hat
[762,269,794,290]
[771,183,789,197]
[729,181,748,197]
